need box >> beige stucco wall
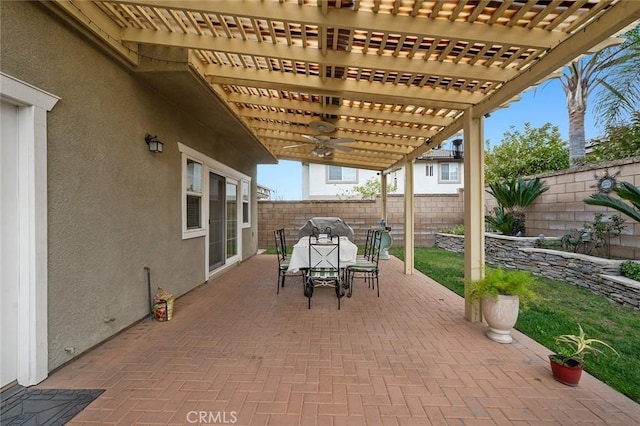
[1,2,261,370]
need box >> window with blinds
[439,163,459,182]
[186,159,203,230]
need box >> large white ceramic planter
[481,295,520,344]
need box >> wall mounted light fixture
[145,134,164,153]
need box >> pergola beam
[116,0,566,49]
[248,117,436,139]
[122,28,517,82]
[206,66,482,108]
[230,94,457,126]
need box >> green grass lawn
[389,246,640,403]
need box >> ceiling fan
[283,120,355,157]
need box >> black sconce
[452,138,463,159]
[145,134,164,153]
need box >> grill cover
[298,217,354,242]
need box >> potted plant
[467,268,538,344]
[549,325,619,387]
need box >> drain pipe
[144,266,153,320]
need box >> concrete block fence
[258,194,464,250]
[259,158,640,258]
[487,157,640,259]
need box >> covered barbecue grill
[298,217,354,242]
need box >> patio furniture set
[274,217,383,309]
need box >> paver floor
[35,255,640,425]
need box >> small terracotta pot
[549,354,583,386]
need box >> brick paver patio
[37,255,640,425]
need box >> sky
[257,78,602,200]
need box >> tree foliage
[344,176,398,200]
[558,25,640,164]
[484,122,569,183]
[593,26,640,128]
[585,181,640,224]
[579,112,640,165]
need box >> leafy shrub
[485,207,523,235]
[621,261,640,281]
[466,268,539,309]
[441,224,464,235]
[560,213,625,257]
[486,177,549,236]
[535,234,560,249]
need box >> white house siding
[303,160,464,199]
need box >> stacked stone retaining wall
[435,233,639,310]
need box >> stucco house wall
[1,2,265,372]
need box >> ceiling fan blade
[330,137,355,144]
[283,143,309,149]
[302,134,320,142]
[332,144,353,152]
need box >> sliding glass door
[209,174,240,273]
[209,172,225,272]
[226,181,238,260]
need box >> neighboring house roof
[417,149,462,161]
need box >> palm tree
[593,26,640,128]
[559,25,640,165]
[486,177,549,235]
[584,182,640,223]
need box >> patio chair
[346,229,382,298]
[305,235,344,309]
[356,228,374,261]
[274,228,300,293]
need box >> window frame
[178,143,251,241]
[182,155,206,239]
[438,162,461,183]
[425,162,434,177]
[241,179,250,228]
[326,166,358,183]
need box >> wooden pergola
[48,0,640,320]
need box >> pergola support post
[463,108,485,322]
[380,172,388,224]
[404,159,414,275]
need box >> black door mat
[1,385,104,425]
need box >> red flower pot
[549,354,583,386]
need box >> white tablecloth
[287,236,358,272]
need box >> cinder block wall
[487,157,640,259]
[260,158,640,259]
[259,194,464,249]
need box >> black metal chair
[346,229,382,298]
[305,235,343,309]
[356,228,374,261]
[274,228,299,294]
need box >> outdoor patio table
[287,236,358,272]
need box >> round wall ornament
[595,170,619,193]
